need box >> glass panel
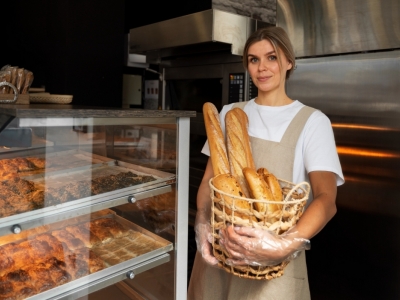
[0,117,178,299]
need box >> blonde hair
[243,26,296,79]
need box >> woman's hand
[219,225,310,266]
[194,213,219,266]
[194,158,219,266]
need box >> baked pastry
[65,225,101,248]
[41,257,71,286]
[203,102,230,176]
[35,234,65,260]
[225,107,255,198]
[73,248,105,274]
[242,167,273,214]
[257,168,283,203]
[83,222,114,244]
[0,177,35,196]
[63,253,90,280]
[51,230,85,251]
[18,239,54,263]
[25,157,47,170]
[0,246,16,277]
[90,218,129,238]
[1,243,34,271]
[25,264,56,293]
[212,173,256,222]
[0,269,37,299]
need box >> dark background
[2,0,211,107]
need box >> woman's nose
[258,58,268,71]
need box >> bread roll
[203,102,230,176]
[225,107,255,198]
[257,168,283,203]
[242,167,272,214]
[212,173,256,222]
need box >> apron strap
[280,106,316,149]
[232,101,249,110]
[232,101,316,151]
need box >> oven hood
[129,9,271,64]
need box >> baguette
[225,108,255,198]
[257,168,284,203]
[203,102,230,176]
[242,167,272,214]
[212,173,256,222]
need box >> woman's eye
[268,55,277,61]
[249,57,258,63]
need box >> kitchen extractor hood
[129,9,271,64]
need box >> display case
[0,104,196,300]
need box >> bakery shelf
[33,253,171,300]
[0,185,172,237]
[0,211,173,300]
[0,105,194,300]
[0,149,175,236]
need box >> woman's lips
[257,76,270,82]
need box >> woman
[187,26,344,299]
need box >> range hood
[129,9,271,64]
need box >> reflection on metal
[176,116,190,300]
[286,48,400,188]
[129,9,270,57]
[336,146,400,159]
[332,124,399,132]
[277,0,400,57]
[286,50,400,121]
[18,117,178,127]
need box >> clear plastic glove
[194,214,219,265]
[219,225,310,267]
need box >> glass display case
[0,104,196,300]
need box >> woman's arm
[294,170,337,239]
[194,158,219,265]
[196,158,214,221]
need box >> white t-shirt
[202,99,344,186]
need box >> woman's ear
[287,62,293,71]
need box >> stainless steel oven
[163,59,252,221]
[129,9,269,222]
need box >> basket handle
[283,181,311,202]
[0,82,18,103]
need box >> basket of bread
[203,102,310,280]
[0,65,34,104]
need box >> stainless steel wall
[287,50,400,216]
[277,0,400,57]
[277,2,400,298]
[277,0,400,217]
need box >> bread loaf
[242,167,272,214]
[203,102,230,176]
[225,108,255,198]
[213,173,256,222]
[257,168,283,203]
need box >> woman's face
[246,39,292,94]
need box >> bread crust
[225,108,255,198]
[203,102,230,176]
[257,168,283,203]
[212,173,256,222]
[242,167,272,214]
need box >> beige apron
[188,102,316,300]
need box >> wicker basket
[30,94,73,104]
[209,177,310,280]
